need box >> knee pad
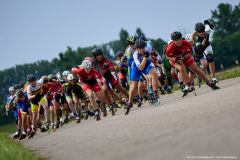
[206,54,214,63]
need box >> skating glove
[47,91,51,96]
[144,51,150,58]
[104,63,109,68]
[181,56,186,63]
[6,109,9,117]
[204,20,215,30]
[204,33,209,42]
[12,107,16,112]
[158,60,162,64]
[152,51,158,57]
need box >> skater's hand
[144,51,150,58]
[180,56,186,63]
[204,33,209,41]
[6,109,9,117]
[175,59,182,64]
[46,91,51,96]
[158,60,162,64]
[104,63,109,68]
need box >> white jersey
[205,24,212,34]
[27,79,43,95]
[133,47,151,67]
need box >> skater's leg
[174,63,191,84]
[148,68,158,92]
[86,89,99,110]
[138,81,143,98]
[129,81,138,103]
[114,83,129,98]
[54,102,60,121]
[50,105,54,123]
[42,101,49,122]
[200,59,208,72]
[188,63,208,82]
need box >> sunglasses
[197,30,205,33]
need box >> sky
[0,0,239,71]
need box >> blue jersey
[6,95,16,105]
[16,93,31,112]
[127,47,136,67]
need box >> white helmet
[185,34,192,42]
[81,60,92,68]
[62,71,71,76]
[9,86,14,92]
[67,74,74,81]
[168,38,173,45]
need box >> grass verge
[0,132,45,160]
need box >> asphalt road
[20,77,240,160]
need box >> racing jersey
[27,79,43,95]
[127,47,136,67]
[119,63,128,79]
[58,76,67,84]
[16,93,31,109]
[50,82,63,95]
[6,95,16,105]
[41,83,54,99]
[133,47,152,67]
[64,82,84,94]
[73,68,103,84]
[166,40,192,58]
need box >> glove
[76,65,80,69]
[209,24,215,30]
[47,91,51,96]
[104,63,109,68]
[11,107,16,112]
[204,20,210,25]
[144,51,150,58]
[204,33,209,41]
[152,51,158,57]
[175,59,181,64]
[158,60,162,64]
[181,56,186,63]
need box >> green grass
[173,66,240,91]
[0,123,17,134]
[0,132,45,160]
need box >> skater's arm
[138,57,148,71]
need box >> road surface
[20,77,240,160]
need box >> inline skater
[166,31,218,97]
[192,21,218,85]
[125,39,160,115]
[49,75,69,126]
[72,60,108,120]
[15,89,32,140]
[185,34,207,88]
[26,74,49,138]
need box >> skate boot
[138,98,143,107]
[94,110,101,121]
[133,96,139,105]
[75,115,81,123]
[146,94,153,105]
[19,132,27,140]
[109,104,115,116]
[87,109,95,116]
[56,121,60,129]
[188,83,196,96]
[60,118,63,127]
[113,102,118,112]
[212,77,219,86]
[143,96,148,102]
[83,113,88,120]
[27,128,31,136]
[182,85,189,98]
[101,104,107,117]
[28,129,36,139]
[180,84,185,93]
[45,122,51,133]
[196,75,202,88]
[207,81,220,90]
[63,118,69,125]
[51,123,56,132]
[160,88,166,95]
[164,86,173,94]
[12,131,21,139]
[125,103,132,115]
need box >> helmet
[81,60,92,68]
[171,31,182,40]
[162,44,168,50]
[121,55,127,62]
[126,36,136,45]
[19,81,26,88]
[92,48,102,57]
[135,39,146,49]
[9,86,14,92]
[49,75,57,83]
[168,38,173,45]
[185,34,192,42]
[14,84,21,90]
[139,37,146,41]
[195,22,205,33]
[27,74,36,82]
[67,74,74,81]
[116,51,124,59]
[62,71,71,76]
[15,89,24,98]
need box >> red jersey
[166,40,192,58]
[50,82,63,95]
[99,59,113,73]
[41,83,54,99]
[73,68,103,83]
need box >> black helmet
[27,74,36,82]
[19,80,26,88]
[171,31,182,40]
[14,84,21,90]
[121,55,127,62]
[116,51,124,59]
[15,89,24,98]
[49,75,57,83]
[92,48,102,57]
[135,39,146,49]
[195,22,205,33]
[126,36,136,45]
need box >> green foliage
[0,132,45,160]
[0,123,17,134]
[209,3,240,70]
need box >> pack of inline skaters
[5,20,220,140]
